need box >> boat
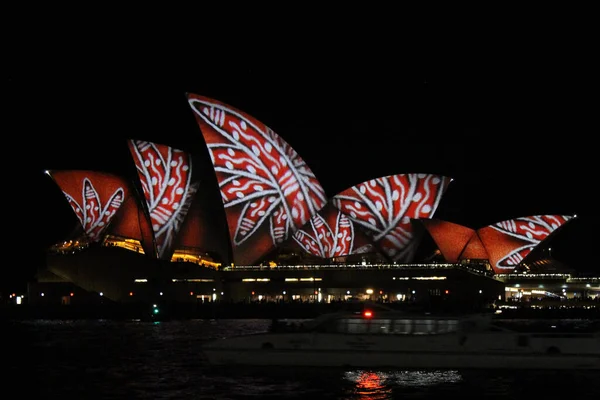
[200,304,600,369]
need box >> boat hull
[201,330,600,370]
[202,348,600,370]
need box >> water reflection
[346,370,392,399]
[343,370,463,398]
[6,319,599,398]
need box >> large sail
[127,140,199,260]
[331,174,452,262]
[478,215,575,274]
[46,170,129,242]
[187,94,327,265]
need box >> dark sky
[4,39,596,292]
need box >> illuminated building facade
[28,95,597,307]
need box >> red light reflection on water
[352,371,391,399]
[344,369,463,398]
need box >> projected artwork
[128,140,199,260]
[187,94,327,265]
[332,174,451,262]
[420,219,490,262]
[172,188,231,262]
[461,234,489,261]
[478,215,574,274]
[106,195,156,257]
[47,170,129,242]
[292,204,373,258]
[420,219,478,263]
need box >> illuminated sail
[460,234,489,261]
[420,219,477,263]
[332,174,452,262]
[478,214,575,274]
[172,187,231,262]
[128,140,199,260]
[292,203,373,259]
[46,170,129,242]
[187,94,327,265]
[106,195,156,257]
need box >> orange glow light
[363,310,373,318]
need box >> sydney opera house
[28,94,598,308]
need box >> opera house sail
[421,215,575,274]
[477,215,574,274]
[46,170,130,243]
[127,140,199,260]
[331,174,452,263]
[291,203,374,259]
[187,94,327,266]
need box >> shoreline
[2,301,599,321]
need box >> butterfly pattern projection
[332,174,451,262]
[479,215,574,273]
[187,94,327,265]
[49,170,127,242]
[292,204,372,258]
[128,140,199,260]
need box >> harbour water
[4,318,599,398]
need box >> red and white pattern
[188,94,327,265]
[332,174,450,262]
[128,140,198,260]
[64,178,124,241]
[49,170,128,242]
[293,207,356,258]
[481,214,574,272]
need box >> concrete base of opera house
[6,245,595,320]
[34,246,506,304]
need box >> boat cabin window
[390,319,413,334]
[437,319,459,334]
[413,320,436,335]
[328,318,460,335]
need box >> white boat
[201,305,600,370]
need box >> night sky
[5,43,596,293]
